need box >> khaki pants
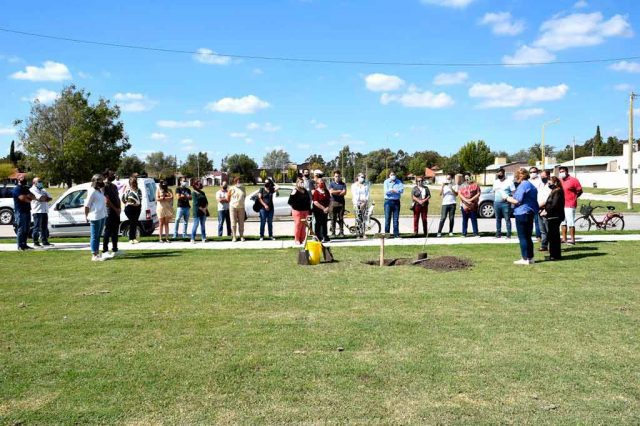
[230,207,245,238]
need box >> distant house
[200,171,229,187]
[484,158,529,185]
[559,143,639,188]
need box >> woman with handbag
[411,177,431,236]
[190,180,209,243]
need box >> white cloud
[534,12,633,51]
[503,45,556,66]
[150,132,168,140]
[310,119,327,129]
[609,61,640,73]
[479,12,525,36]
[513,108,545,120]
[193,48,231,65]
[0,125,16,135]
[157,120,204,128]
[573,0,588,9]
[22,88,59,104]
[78,71,91,79]
[252,68,264,75]
[10,61,71,81]
[364,73,405,92]
[420,0,475,8]
[113,92,156,112]
[469,83,569,108]
[380,88,455,109]
[297,143,311,150]
[245,138,254,145]
[433,72,468,86]
[246,122,281,132]
[206,95,270,114]
[229,132,247,138]
[614,83,634,92]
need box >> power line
[1,26,640,68]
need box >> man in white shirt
[529,167,544,240]
[29,177,53,247]
[492,168,514,238]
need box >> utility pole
[572,137,576,176]
[541,118,560,169]
[628,92,637,210]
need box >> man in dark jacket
[102,169,122,258]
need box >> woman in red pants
[411,177,431,236]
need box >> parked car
[14,178,158,238]
[244,185,295,218]
[0,184,17,225]
[477,187,516,219]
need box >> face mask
[445,179,451,184]
[542,178,548,184]
[559,172,567,179]
[98,181,105,188]
[548,184,556,190]
[390,175,396,181]
[222,185,228,190]
[181,181,188,188]
[530,172,538,179]
[497,174,504,180]
[358,177,364,183]
[303,174,309,178]
[236,182,241,187]
[36,182,44,189]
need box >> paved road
[2,213,639,238]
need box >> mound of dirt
[363,256,473,271]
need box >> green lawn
[1,242,639,423]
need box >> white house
[559,143,639,188]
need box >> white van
[47,178,158,237]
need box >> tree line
[2,85,636,185]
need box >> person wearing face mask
[529,167,544,241]
[101,169,121,257]
[492,168,514,239]
[13,175,35,251]
[258,178,276,240]
[173,177,192,239]
[411,177,431,236]
[558,166,583,245]
[288,178,310,245]
[30,176,53,248]
[458,173,480,237]
[328,170,347,237]
[190,180,209,243]
[122,175,143,244]
[84,174,109,262]
[540,176,565,261]
[216,181,232,238]
[302,168,315,209]
[228,177,246,242]
[437,173,457,237]
[312,179,332,243]
[351,173,370,238]
[506,168,539,265]
[383,171,404,238]
[156,179,174,243]
[536,170,552,252]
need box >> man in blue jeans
[383,171,404,238]
[174,177,192,239]
[492,168,514,238]
[13,176,35,251]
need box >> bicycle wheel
[365,217,381,235]
[604,215,625,231]
[574,216,591,232]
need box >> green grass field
[1,242,639,423]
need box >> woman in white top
[437,173,458,237]
[350,173,370,238]
[84,174,108,261]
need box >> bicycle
[574,202,625,231]
[330,202,381,237]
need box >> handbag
[252,198,262,212]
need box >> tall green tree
[117,155,146,177]
[179,152,211,179]
[305,154,325,171]
[8,140,23,167]
[222,154,258,182]
[457,140,493,175]
[262,149,290,171]
[16,85,130,187]
[593,125,603,156]
[145,152,177,179]
[407,150,442,176]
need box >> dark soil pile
[363,256,473,271]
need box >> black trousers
[124,205,141,240]
[313,209,329,241]
[330,204,344,235]
[547,218,562,259]
[103,212,120,252]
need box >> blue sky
[1,0,639,167]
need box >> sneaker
[259,237,264,241]
[22,245,34,250]
[102,251,115,259]
[201,239,207,243]
[91,254,105,262]
[33,242,42,247]
[437,233,442,238]
[495,235,502,239]
[474,234,481,238]
[232,237,237,242]
[338,233,344,237]
[240,237,245,242]
[112,250,125,257]
[270,237,276,241]
[449,233,454,237]
[506,235,512,239]
[42,242,54,247]
[190,239,196,244]
[158,240,165,244]
[513,259,529,265]
[131,239,139,244]
[164,239,171,243]
[528,258,536,265]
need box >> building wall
[573,170,639,188]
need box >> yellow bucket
[306,240,322,265]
